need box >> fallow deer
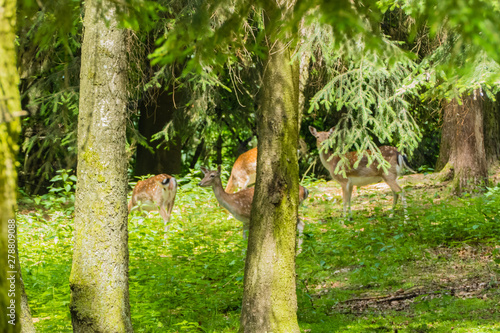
[198,166,308,250]
[225,147,257,193]
[309,126,415,219]
[128,174,177,234]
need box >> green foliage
[14,0,500,330]
[308,43,422,174]
[20,169,77,212]
[380,0,500,64]
[17,201,74,332]
[17,172,500,332]
[17,0,83,193]
[17,0,167,191]
[20,91,80,193]
[48,169,77,198]
[17,0,82,50]
[419,46,500,101]
[378,0,500,104]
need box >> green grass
[17,172,500,332]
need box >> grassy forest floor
[17,168,500,332]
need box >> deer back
[130,174,177,210]
[226,148,257,192]
[326,146,401,185]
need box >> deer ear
[328,127,335,136]
[200,166,208,174]
[217,165,221,174]
[308,126,317,136]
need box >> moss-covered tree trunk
[0,1,35,332]
[239,5,300,332]
[437,94,488,194]
[69,0,133,332]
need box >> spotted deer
[309,126,415,219]
[128,174,177,234]
[225,147,257,193]
[198,166,308,250]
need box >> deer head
[309,126,334,149]
[198,165,222,187]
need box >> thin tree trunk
[298,19,312,124]
[189,138,205,169]
[135,87,182,176]
[239,6,300,332]
[0,1,34,331]
[69,0,133,332]
[216,134,223,165]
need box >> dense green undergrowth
[17,171,500,332]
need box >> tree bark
[216,134,223,165]
[483,92,500,165]
[239,7,301,333]
[69,1,133,332]
[135,86,182,176]
[452,93,488,194]
[18,264,35,333]
[0,1,34,331]
[437,93,488,194]
[436,98,458,179]
[298,20,312,124]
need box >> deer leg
[393,191,400,209]
[296,217,305,255]
[341,181,353,221]
[166,196,175,222]
[384,177,408,218]
[159,206,171,234]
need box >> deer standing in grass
[128,174,177,234]
[199,166,308,250]
[309,126,415,219]
[225,147,257,193]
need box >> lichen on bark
[239,3,301,332]
[69,0,133,332]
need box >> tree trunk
[0,1,34,331]
[483,92,500,165]
[216,134,223,165]
[135,87,182,176]
[298,20,312,124]
[437,93,488,194]
[239,7,300,333]
[69,1,133,332]
[452,93,488,194]
[436,98,458,180]
[18,262,35,333]
[189,138,206,169]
